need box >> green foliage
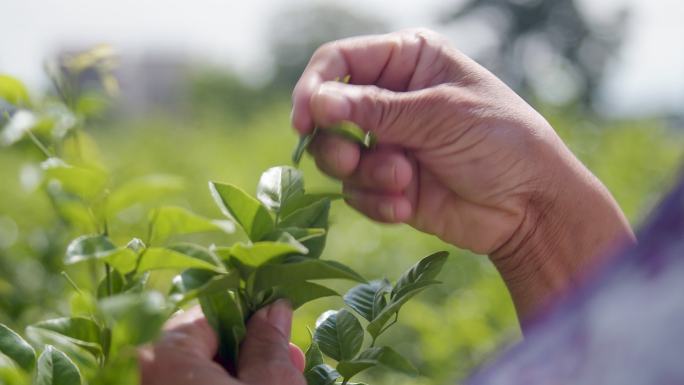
[0,323,36,371]
[305,252,446,385]
[199,290,245,363]
[0,63,448,385]
[34,345,82,385]
[314,309,364,362]
[337,346,417,378]
[210,182,275,241]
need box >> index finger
[291,30,430,134]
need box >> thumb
[237,300,306,385]
[310,81,450,147]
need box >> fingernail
[267,299,292,339]
[317,83,351,119]
[379,201,395,221]
[373,163,397,185]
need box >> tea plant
[304,251,448,385]
[0,52,447,385]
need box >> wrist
[490,148,635,323]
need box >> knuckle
[356,85,391,131]
[312,40,339,61]
[427,85,469,110]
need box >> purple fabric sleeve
[467,175,684,385]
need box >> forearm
[490,142,636,324]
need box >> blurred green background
[2,1,684,384]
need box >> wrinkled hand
[292,29,634,318]
[139,301,306,385]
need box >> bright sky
[1,0,682,117]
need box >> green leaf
[304,332,324,372]
[264,228,326,245]
[136,247,222,272]
[27,318,103,359]
[254,282,338,310]
[169,271,239,307]
[169,243,221,265]
[313,309,363,362]
[41,158,108,201]
[366,279,441,340]
[363,252,448,338]
[43,189,94,232]
[343,279,391,322]
[199,290,245,364]
[304,364,339,385]
[279,198,331,258]
[149,206,234,244]
[337,346,417,379]
[100,248,137,274]
[292,129,317,167]
[99,292,169,346]
[34,345,82,385]
[106,174,185,215]
[64,234,138,272]
[121,271,150,294]
[324,122,376,148]
[228,241,306,267]
[25,328,98,373]
[256,166,304,214]
[0,324,36,371]
[209,182,274,241]
[97,268,125,298]
[251,258,365,293]
[391,251,448,299]
[64,234,116,264]
[0,75,30,106]
[69,291,98,319]
[279,193,342,219]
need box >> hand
[139,301,306,385]
[291,29,635,319]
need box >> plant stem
[61,271,82,294]
[25,129,52,158]
[132,248,147,276]
[372,312,400,346]
[105,263,113,297]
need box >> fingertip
[292,75,320,134]
[288,344,306,373]
[311,134,361,179]
[393,198,413,222]
[378,198,412,223]
[292,99,314,134]
[343,187,413,224]
[310,82,352,127]
[253,299,293,340]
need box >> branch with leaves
[0,58,447,385]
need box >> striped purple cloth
[467,176,684,385]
